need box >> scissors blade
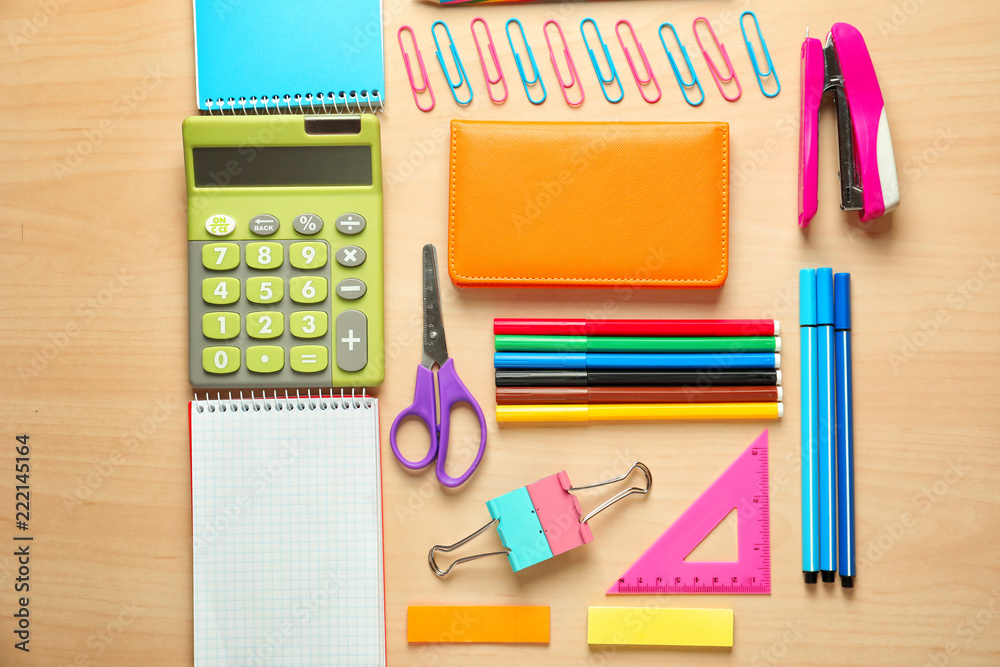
[422,244,449,368]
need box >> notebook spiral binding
[193,389,375,413]
[203,90,384,115]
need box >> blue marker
[816,268,837,583]
[493,352,780,371]
[799,269,820,584]
[835,273,856,588]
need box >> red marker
[494,319,780,337]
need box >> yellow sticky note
[408,605,549,643]
[587,607,733,647]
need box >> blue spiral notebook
[193,0,385,113]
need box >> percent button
[292,213,324,235]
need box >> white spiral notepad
[191,394,385,667]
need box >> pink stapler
[798,23,899,228]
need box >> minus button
[336,278,367,300]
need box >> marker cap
[834,273,852,330]
[816,268,834,325]
[799,269,817,326]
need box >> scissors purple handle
[389,359,487,487]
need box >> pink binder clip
[471,17,508,104]
[544,20,585,107]
[398,26,435,112]
[615,20,661,104]
[693,17,742,102]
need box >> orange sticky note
[407,605,550,643]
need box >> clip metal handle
[693,17,742,102]
[570,461,653,524]
[398,25,436,112]
[471,17,508,104]
[428,518,511,577]
[615,20,661,104]
[659,22,705,107]
[740,11,780,98]
[544,20,585,107]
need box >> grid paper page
[191,396,384,667]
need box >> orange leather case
[448,120,729,288]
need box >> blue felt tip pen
[816,268,837,583]
[492,352,781,371]
[800,269,820,584]
[835,273,856,588]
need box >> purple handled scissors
[389,244,487,487]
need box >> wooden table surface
[2,0,999,664]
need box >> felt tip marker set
[493,319,783,423]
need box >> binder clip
[429,462,651,577]
[798,23,899,228]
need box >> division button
[335,245,366,267]
[336,278,367,300]
[249,214,280,235]
[336,310,368,372]
[335,213,367,235]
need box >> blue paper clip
[432,20,473,106]
[505,19,546,104]
[658,22,704,107]
[740,11,780,98]
[579,19,623,104]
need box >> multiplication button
[336,278,367,300]
[336,245,366,267]
[336,310,367,372]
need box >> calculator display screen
[192,146,373,187]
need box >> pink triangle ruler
[608,430,770,594]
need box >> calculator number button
[336,278,367,300]
[203,312,240,339]
[290,242,328,269]
[246,242,284,269]
[246,311,284,339]
[250,214,280,236]
[247,346,284,373]
[205,214,237,237]
[290,277,328,304]
[246,277,284,304]
[335,213,366,235]
[202,243,239,271]
[293,213,324,235]
[203,346,240,374]
[336,310,367,372]
[291,311,328,338]
[291,345,329,373]
[336,245,367,267]
[203,277,240,305]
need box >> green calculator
[183,114,384,389]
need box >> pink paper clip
[693,17,742,102]
[544,20,584,107]
[398,26,436,112]
[471,17,508,104]
[615,20,661,104]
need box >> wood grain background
[1,0,999,664]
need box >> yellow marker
[496,402,783,423]
[407,605,549,643]
[587,607,733,647]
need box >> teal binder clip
[505,19,547,105]
[658,22,705,107]
[740,11,780,98]
[580,18,624,104]
[432,20,474,106]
